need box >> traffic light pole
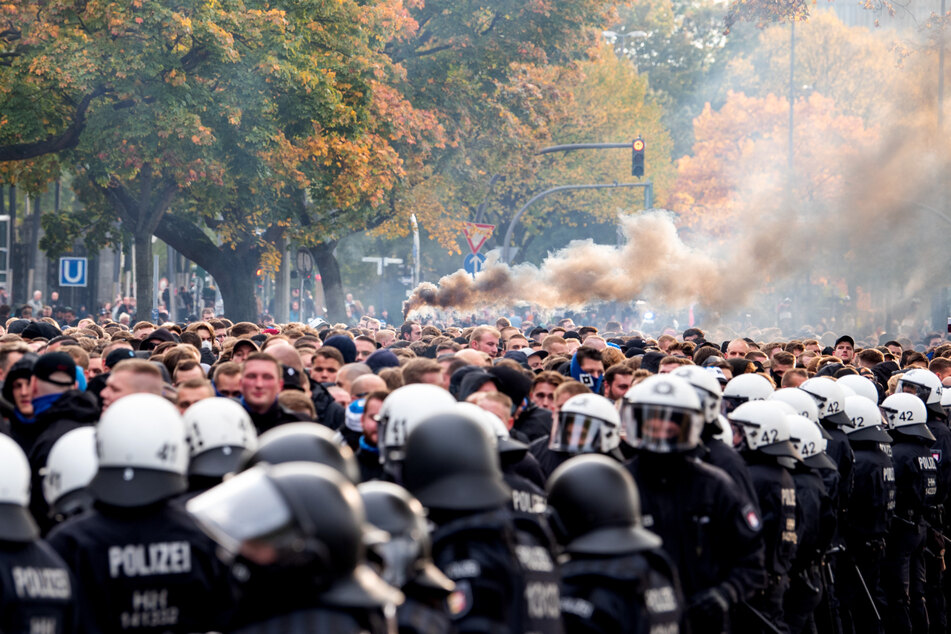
[501,182,652,264]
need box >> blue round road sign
[464,252,487,275]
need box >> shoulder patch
[447,580,472,619]
[934,449,943,464]
[742,503,762,531]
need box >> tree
[723,11,903,126]
[670,90,879,237]
[466,46,675,263]
[11,0,431,321]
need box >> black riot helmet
[241,422,360,483]
[546,454,662,556]
[401,411,510,512]
[358,481,455,593]
[187,462,402,608]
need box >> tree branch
[0,86,106,161]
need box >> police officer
[728,400,800,633]
[784,414,837,634]
[359,481,455,634]
[41,426,97,526]
[377,383,457,483]
[799,377,855,520]
[620,374,766,634]
[402,410,564,633]
[798,377,854,633]
[46,393,236,633]
[896,368,951,634]
[674,365,759,510]
[458,401,548,518]
[188,462,402,632]
[840,393,894,634]
[548,454,684,633]
[182,397,258,495]
[880,392,938,634]
[721,373,774,416]
[0,434,77,633]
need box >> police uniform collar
[560,552,657,581]
[430,506,513,537]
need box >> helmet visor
[549,412,604,454]
[621,404,699,453]
[898,380,931,404]
[186,466,293,555]
[721,396,746,416]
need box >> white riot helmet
[672,365,723,427]
[786,414,836,470]
[377,384,457,466]
[620,375,703,453]
[42,426,98,521]
[896,369,944,417]
[550,393,621,454]
[843,394,892,443]
[836,374,880,405]
[799,377,852,428]
[942,385,951,419]
[880,392,934,441]
[770,388,832,442]
[454,401,532,467]
[722,373,774,416]
[728,401,802,461]
[183,397,258,478]
[89,393,189,507]
[0,434,38,541]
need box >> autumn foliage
[670,91,879,237]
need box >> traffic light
[631,137,645,177]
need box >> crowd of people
[0,304,949,633]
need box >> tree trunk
[154,213,262,322]
[133,230,153,322]
[213,254,260,323]
[311,241,346,323]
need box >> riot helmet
[242,422,360,484]
[836,374,880,405]
[188,462,403,608]
[401,411,510,512]
[672,365,723,429]
[42,426,97,522]
[843,394,892,443]
[799,377,853,428]
[770,387,831,440]
[455,401,528,459]
[722,373,774,416]
[547,454,662,555]
[549,393,621,454]
[0,434,39,541]
[619,374,703,453]
[358,481,454,592]
[88,393,189,507]
[786,414,837,470]
[184,397,258,478]
[896,369,944,417]
[728,400,802,461]
[880,392,934,441]
[377,384,456,467]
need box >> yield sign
[462,222,495,254]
